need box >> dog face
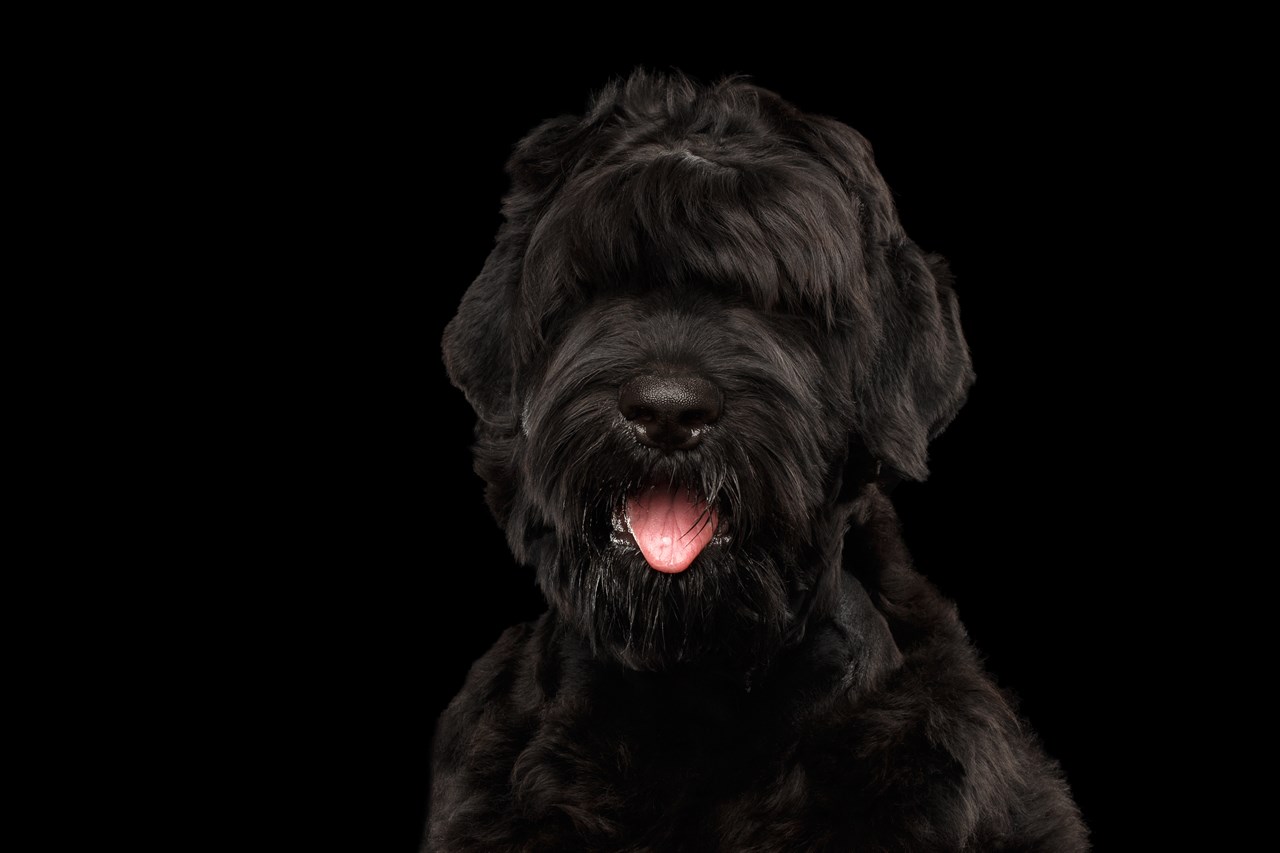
[443,71,974,671]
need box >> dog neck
[548,482,907,700]
[719,481,913,697]
[542,559,902,724]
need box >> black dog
[427,70,1088,851]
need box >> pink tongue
[625,483,717,573]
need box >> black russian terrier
[427,70,1088,851]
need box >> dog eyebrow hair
[520,147,864,327]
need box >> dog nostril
[619,374,722,451]
[623,404,657,424]
[679,408,716,428]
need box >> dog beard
[531,458,807,673]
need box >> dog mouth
[611,479,723,573]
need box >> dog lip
[610,508,732,545]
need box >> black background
[260,44,1162,850]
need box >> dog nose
[619,374,722,451]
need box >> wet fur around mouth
[427,69,1090,851]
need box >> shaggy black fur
[428,70,1088,851]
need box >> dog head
[443,70,973,671]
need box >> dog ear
[794,114,975,481]
[442,115,587,424]
[853,242,974,481]
[442,236,520,424]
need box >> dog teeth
[609,509,633,549]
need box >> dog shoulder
[811,619,1090,849]
[433,615,558,744]
[427,617,554,851]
